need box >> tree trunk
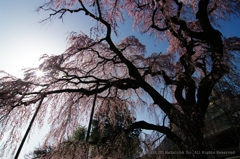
[188,122,208,159]
[176,112,209,159]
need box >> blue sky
[0,1,91,76]
[0,1,240,158]
[0,0,168,77]
[1,1,239,76]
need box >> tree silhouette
[0,0,240,159]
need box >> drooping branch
[37,0,177,118]
[76,1,177,117]
[125,121,186,150]
[1,1,238,158]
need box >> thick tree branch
[196,0,226,114]
[39,0,176,118]
[78,0,176,117]
[143,69,178,85]
[170,16,206,40]
[151,8,170,32]
[125,121,186,150]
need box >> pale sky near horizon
[0,1,240,159]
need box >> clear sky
[1,1,239,76]
[0,0,168,77]
[0,1,240,158]
[0,1,93,77]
